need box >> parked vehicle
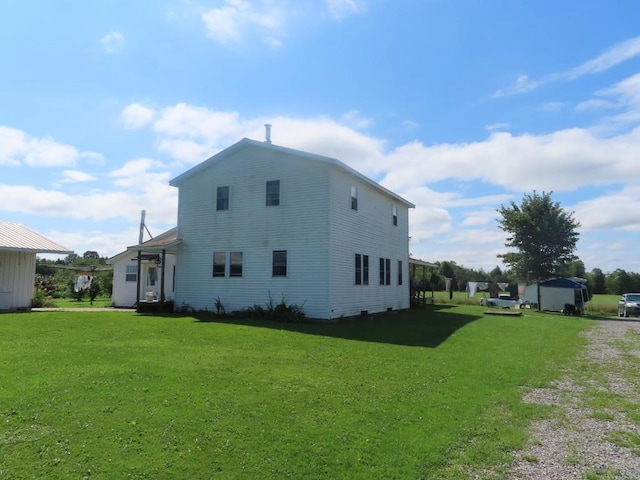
[480,295,523,308]
[618,293,640,318]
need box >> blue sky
[2,0,640,273]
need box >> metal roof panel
[0,222,72,254]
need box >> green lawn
[0,306,592,479]
[49,296,114,309]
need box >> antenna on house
[264,124,272,144]
[138,210,153,244]
[139,210,146,244]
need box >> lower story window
[380,257,391,285]
[125,264,137,282]
[230,252,243,277]
[355,254,369,285]
[213,252,226,277]
[272,250,287,277]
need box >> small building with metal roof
[0,222,72,311]
[107,227,179,308]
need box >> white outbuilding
[0,222,72,311]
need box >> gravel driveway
[508,317,640,479]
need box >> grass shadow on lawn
[190,304,480,349]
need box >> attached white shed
[107,227,179,308]
[0,222,72,311]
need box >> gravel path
[508,317,640,480]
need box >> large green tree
[497,191,580,282]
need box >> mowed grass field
[1,306,592,479]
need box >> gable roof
[108,227,181,263]
[169,138,415,208]
[0,222,72,254]
[127,227,180,252]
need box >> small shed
[0,222,72,311]
[523,278,589,314]
[107,227,180,310]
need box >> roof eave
[0,247,73,254]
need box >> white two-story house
[169,136,414,320]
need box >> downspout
[136,249,142,309]
[136,210,145,310]
[160,249,166,303]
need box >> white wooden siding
[328,169,410,318]
[0,251,37,310]
[175,144,332,318]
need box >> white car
[480,296,523,308]
[618,293,640,318]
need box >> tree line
[411,260,640,296]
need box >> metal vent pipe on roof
[264,124,272,143]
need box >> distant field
[0,306,591,479]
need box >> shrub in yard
[228,296,307,323]
[31,285,56,308]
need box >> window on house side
[125,264,137,282]
[230,252,243,277]
[355,254,362,285]
[351,185,358,211]
[213,252,226,277]
[385,258,391,286]
[266,180,280,206]
[393,206,398,226]
[363,255,369,285]
[217,186,229,211]
[379,257,391,285]
[398,260,403,285]
[272,250,287,276]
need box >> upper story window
[392,206,398,226]
[217,186,229,211]
[266,180,280,206]
[272,250,287,276]
[350,185,358,211]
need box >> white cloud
[573,186,640,232]
[326,0,368,20]
[538,102,566,112]
[494,36,640,98]
[120,103,157,129]
[61,170,97,183]
[101,31,126,54]
[566,36,640,79]
[485,122,509,131]
[109,158,170,188]
[201,0,285,46]
[340,110,373,129]
[380,127,640,194]
[576,99,616,111]
[493,74,542,98]
[0,126,81,167]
